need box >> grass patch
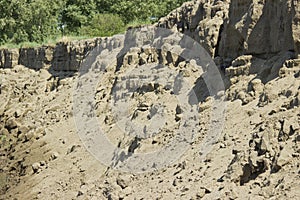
[0,35,91,49]
[0,43,20,49]
[0,19,157,50]
[57,35,93,43]
[126,19,154,28]
[0,41,51,49]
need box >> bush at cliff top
[0,0,188,45]
[80,14,125,37]
[0,0,63,45]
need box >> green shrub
[80,13,125,37]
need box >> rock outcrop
[158,0,300,61]
[219,0,297,60]
[1,1,300,199]
[1,0,299,76]
[0,39,103,71]
[158,0,230,58]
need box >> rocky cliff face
[0,1,300,200]
[158,0,230,58]
[220,0,297,59]
[0,39,102,71]
[159,0,300,60]
[1,0,299,73]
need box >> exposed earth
[1,0,300,199]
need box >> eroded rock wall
[0,39,103,71]
[158,0,300,60]
[0,0,299,72]
[219,0,297,59]
[1,1,300,199]
[158,0,230,57]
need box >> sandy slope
[0,0,300,199]
[0,53,299,199]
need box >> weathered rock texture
[0,39,103,71]
[158,0,300,60]
[219,0,297,59]
[158,0,230,58]
[0,1,300,200]
[1,0,299,74]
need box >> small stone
[13,65,25,72]
[32,162,41,173]
[199,101,211,112]
[217,90,225,99]
[196,189,206,198]
[77,191,84,197]
[14,109,22,118]
[219,142,226,148]
[25,132,35,142]
[173,179,178,187]
[176,105,183,114]
[35,128,46,139]
[258,137,268,155]
[283,120,292,135]
[18,126,29,134]
[5,118,18,130]
[277,148,292,167]
[181,186,189,192]
[0,128,9,136]
[251,79,263,94]
[67,145,81,154]
[123,186,132,195]
[175,114,182,122]
[40,161,46,166]
[237,91,246,101]
[10,128,19,137]
[50,152,59,160]
[116,175,132,189]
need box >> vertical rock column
[0,49,19,68]
[293,0,300,56]
[218,0,297,60]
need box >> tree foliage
[0,0,64,44]
[61,0,97,34]
[80,13,125,37]
[111,0,186,23]
[0,0,187,45]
